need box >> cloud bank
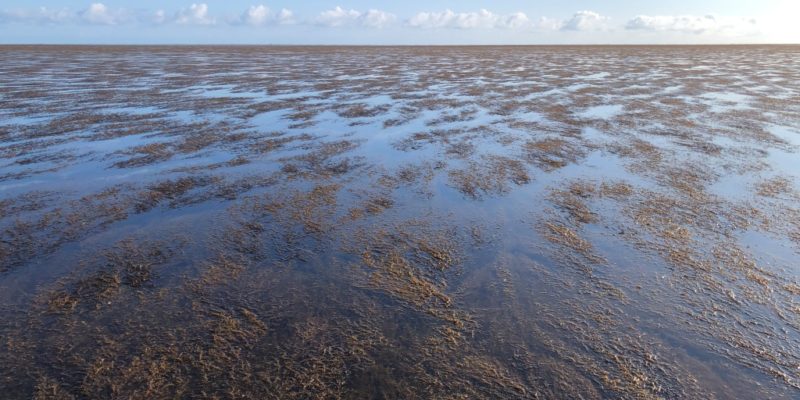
[238,5,294,26]
[0,3,767,42]
[174,3,214,25]
[561,11,610,31]
[407,9,531,30]
[315,7,395,28]
[626,15,758,36]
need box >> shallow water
[1,45,800,399]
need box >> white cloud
[175,3,214,25]
[626,15,758,36]
[561,10,609,31]
[499,12,532,30]
[81,3,118,25]
[316,6,395,28]
[276,8,294,24]
[362,9,395,28]
[407,9,531,29]
[238,5,294,26]
[243,5,270,25]
[317,6,359,27]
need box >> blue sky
[1,1,797,44]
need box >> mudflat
[1,45,799,399]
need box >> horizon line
[1,43,799,47]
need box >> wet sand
[1,45,800,399]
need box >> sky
[0,1,798,44]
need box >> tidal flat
[1,45,800,399]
